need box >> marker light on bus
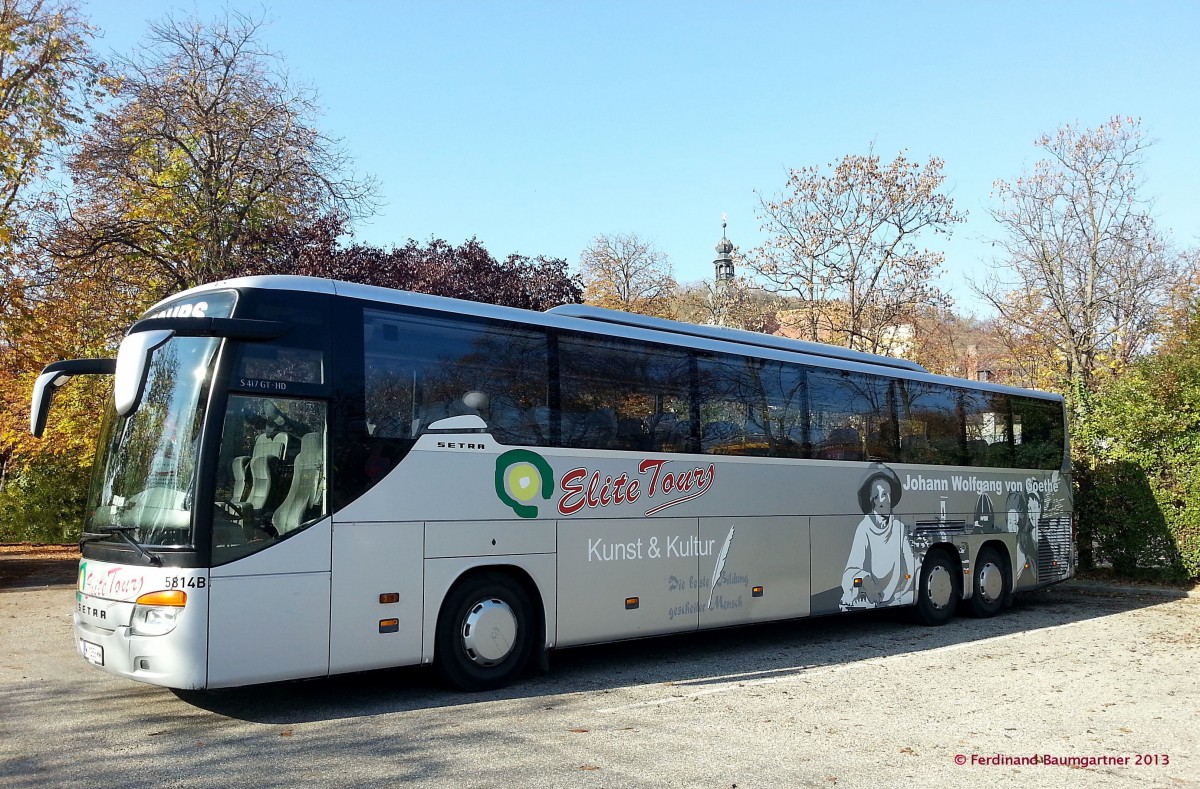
[131,590,187,637]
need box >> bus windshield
[85,335,221,548]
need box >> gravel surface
[1,580,1196,788]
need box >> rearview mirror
[30,359,117,437]
[114,329,174,416]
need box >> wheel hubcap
[926,565,954,610]
[460,597,518,666]
[977,561,1004,604]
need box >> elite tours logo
[494,450,717,519]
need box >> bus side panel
[697,516,810,628]
[420,554,558,665]
[425,519,556,558]
[1014,544,1039,592]
[555,517,699,648]
[208,518,332,687]
[809,515,863,616]
[329,521,424,674]
[207,573,331,687]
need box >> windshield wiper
[80,527,164,567]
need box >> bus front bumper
[73,608,208,690]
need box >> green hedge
[0,454,92,544]
[1074,326,1200,581]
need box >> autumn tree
[1157,248,1200,354]
[673,277,781,334]
[43,10,376,300]
[2,10,377,541]
[902,306,975,379]
[0,245,135,541]
[980,117,1179,403]
[0,1,114,540]
[747,150,963,354]
[578,232,677,318]
[0,0,108,251]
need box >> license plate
[80,639,104,666]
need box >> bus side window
[694,355,812,459]
[808,369,894,463]
[558,333,690,453]
[1011,395,1065,470]
[362,308,550,446]
[898,380,964,466]
[963,391,1013,468]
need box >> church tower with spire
[714,215,735,284]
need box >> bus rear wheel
[435,571,535,692]
[966,546,1008,619]
[913,548,958,626]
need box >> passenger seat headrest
[462,391,489,411]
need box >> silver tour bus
[31,276,1073,691]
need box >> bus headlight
[131,590,187,636]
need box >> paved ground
[1,575,1197,788]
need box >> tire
[913,548,958,626]
[435,572,535,692]
[966,545,1009,619]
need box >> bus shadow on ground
[172,585,1177,724]
[0,557,79,590]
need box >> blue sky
[83,1,1200,316]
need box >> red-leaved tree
[237,215,582,311]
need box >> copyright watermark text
[954,753,1170,767]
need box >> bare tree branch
[578,232,677,318]
[976,117,1180,397]
[746,150,963,354]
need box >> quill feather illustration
[707,526,736,609]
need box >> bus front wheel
[913,549,958,626]
[435,571,535,692]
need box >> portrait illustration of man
[1005,489,1039,582]
[840,463,918,610]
